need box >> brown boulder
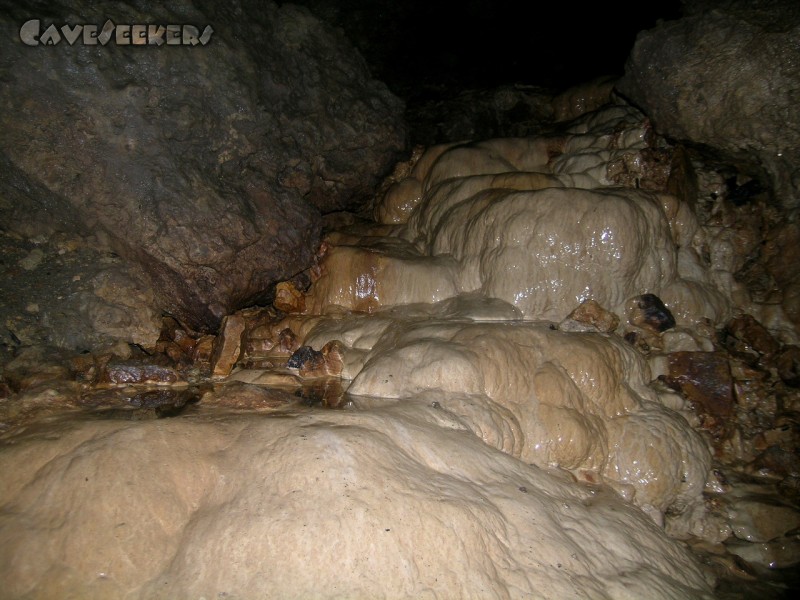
[0,0,406,340]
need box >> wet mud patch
[80,386,206,421]
[74,375,352,423]
[293,378,351,409]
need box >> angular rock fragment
[559,299,619,333]
[278,328,300,355]
[192,335,215,364]
[720,314,780,365]
[273,281,306,314]
[287,341,345,378]
[210,315,246,378]
[287,346,321,370]
[664,351,735,438]
[301,341,345,378]
[627,293,676,333]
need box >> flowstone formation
[2,96,799,597]
[270,100,800,579]
[277,104,727,530]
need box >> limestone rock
[617,0,800,211]
[664,351,735,438]
[627,293,677,334]
[0,230,162,356]
[560,299,620,333]
[720,314,781,364]
[273,281,307,314]
[98,361,183,386]
[0,0,405,335]
[210,315,246,378]
[777,345,800,387]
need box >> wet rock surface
[209,315,246,378]
[0,402,714,599]
[2,92,800,598]
[0,0,405,341]
[665,351,736,439]
[629,293,677,334]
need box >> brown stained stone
[623,328,663,354]
[235,307,283,362]
[156,341,192,367]
[210,315,247,378]
[152,318,199,368]
[238,358,276,370]
[192,335,215,364]
[777,346,800,387]
[300,341,345,378]
[202,382,295,410]
[287,340,345,378]
[560,299,619,333]
[158,317,198,355]
[278,328,300,355]
[99,362,182,386]
[606,147,673,192]
[627,294,676,334]
[273,281,306,314]
[245,337,277,357]
[720,314,780,365]
[664,351,735,438]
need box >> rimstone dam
[1,1,799,598]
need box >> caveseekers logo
[19,19,214,46]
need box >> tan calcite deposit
[1,103,755,598]
[307,104,732,326]
[284,104,747,543]
[301,309,711,524]
[0,403,713,599]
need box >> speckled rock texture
[0,0,406,336]
[617,0,800,211]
